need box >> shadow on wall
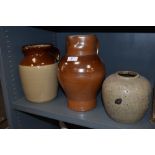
[0,83,8,128]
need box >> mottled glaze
[19,44,59,103]
[58,35,105,111]
[21,44,59,66]
[102,71,152,123]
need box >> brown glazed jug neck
[66,34,99,56]
[20,44,60,66]
[23,44,51,55]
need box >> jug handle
[97,38,99,55]
[51,46,60,62]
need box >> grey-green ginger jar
[102,71,152,123]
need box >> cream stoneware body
[19,64,58,103]
[102,71,152,123]
[19,44,59,103]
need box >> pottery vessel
[19,44,59,103]
[102,71,152,123]
[58,34,105,111]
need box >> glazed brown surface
[67,34,99,56]
[20,44,59,66]
[58,35,105,111]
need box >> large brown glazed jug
[19,44,59,103]
[58,35,105,111]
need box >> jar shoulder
[20,55,56,66]
[103,74,152,91]
[59,55,105,69]
[58,55,105,75]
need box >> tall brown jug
[58,35,105,111]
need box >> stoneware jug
[102,71,152,123]
[58,34,105,112]
[19,44,59,103]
